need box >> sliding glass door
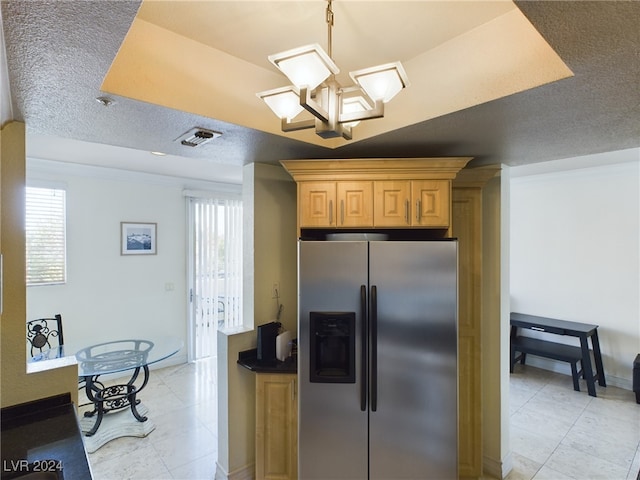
[186,193,242,361]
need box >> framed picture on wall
[121,222,157,255]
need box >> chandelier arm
[341,125,352,141]
[281,118,315,132]
[299,86,330,122]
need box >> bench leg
[510,346,515,373]
[510,350,527,373]
[580,336,597,397]
[571,362,580,391]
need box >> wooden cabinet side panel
[458,335,482,477]
[337,181,373,227]
[299,182,336,227]
[452,188,483,479]
[413,180,450,227]
[291,376,298,480]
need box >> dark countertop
[237,348,297,374]
[1,393,93,480]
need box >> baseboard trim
[523,357,633,390]
[483,452,512,480]
[215,461,254,480]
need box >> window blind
[25,186,67,285]
[191,196,243,331]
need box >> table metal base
[80,403,155,453]
[70,337,181,452]
[81,364,150,436]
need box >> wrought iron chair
[26,314,91,406]
[26,314,64,358]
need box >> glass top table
[31,336,183,446]
[73,337,182,377]
[31,336,182,377]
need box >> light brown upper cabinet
[299,181,373,228]
[374,180,450,228]
[282,158,471,235]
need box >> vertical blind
[25,186,67,285]
[191,195,243,333]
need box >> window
[25,186,66,285]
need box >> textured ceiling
[104,1,571,148]
[1,1,639,183]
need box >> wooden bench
[510,336,584,391]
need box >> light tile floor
[80,358,218,480]
[79,359,639,480]
[507,364,640,480]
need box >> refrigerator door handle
[360,284,367,412]
[371,284,378,412]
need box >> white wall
[26,158,240,367]
[510,149,640,388]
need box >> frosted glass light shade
[269,44,339,90]
[341,94,372,127]
[257,86,304,119]
[349,62,409,102]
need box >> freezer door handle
[371,285,378,412]
[360,284,367,412]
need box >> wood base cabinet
[256,373,298,480]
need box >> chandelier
[257,0,409,140]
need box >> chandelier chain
[326,0,334,59]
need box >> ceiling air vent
[175,128,222,147]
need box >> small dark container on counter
[257,321,280,365]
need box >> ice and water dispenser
[309,312,356,383]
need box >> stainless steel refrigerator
[298,239,458,480]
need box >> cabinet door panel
[299,182,336,227]
[374,181,410,227]
[337,181,373,227]
[256,374,297,480]
[413,180,450,227]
